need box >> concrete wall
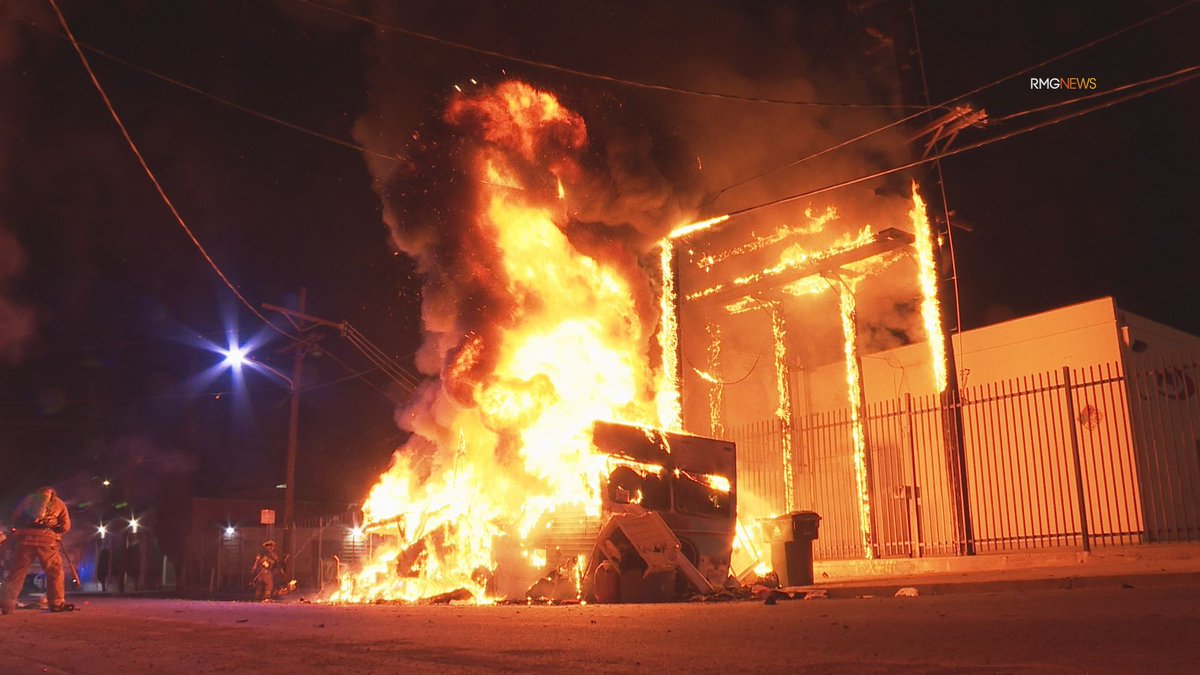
[710,297,1200,558]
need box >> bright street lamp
[213,316,320,566]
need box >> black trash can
[765,511,821,587]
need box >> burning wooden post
[832,278,876,559]
[910,182,974,555]
[770,306,798,514]
[658,239,682,431]
[705,321,725,438]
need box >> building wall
[1121,311,1200,541]
[789,296,1128,414]
[715,297,1200,558]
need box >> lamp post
[219,291,321,566]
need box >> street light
[221,344,249,369]
[217,344,294,389]
[214,334,314,565]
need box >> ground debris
[895,587,919,598]
[498,596,583,606]
[422,588,475,605]
[688,583,821,603]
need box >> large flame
[334,82,675,603]
[770,306,796,514]
[836,281,874,559]
[657,240,682,431]
[687,223,876,303]
[910,182,947,392]
[704,321,724,438]
[694,207,837,272]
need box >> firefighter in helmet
[1,486,72,614]
[250,540,280,602]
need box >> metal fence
[183,514,368,594]
[728,353,1200,560]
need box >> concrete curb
[811,570,1200,599]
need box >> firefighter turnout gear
[251,541,280,601]
[2,487,72,614]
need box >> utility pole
[279,288,321,565]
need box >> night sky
[0,0,1195,515]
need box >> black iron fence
[183,514,367,593]
[729,352,1200,560]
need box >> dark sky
[0,0,1195,513]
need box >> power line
[705,0,1198,203]
[990,65,1199,125]
[41,7,423,403]
[47,0,296,343]
[315,348,399,399]
[940,0,1197,108]
[342,325,422,391]
[79,40,400,165]
[715,71,1199,222]
[291,0,928,110]
[260,303,423,393]
[0,13,401,166]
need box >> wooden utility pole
[280,288,317,564]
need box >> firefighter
[250,540,279,602]
[1,486,73,614]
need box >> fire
[669,214,730,240]
[770,307,796,514]
[704,322,724,438]
[836,281,874,559]
[686,224,876,302]
[699,472,732,493]
[333,81,675,603]
[909,182,947,392]
[657,240,682,431]
[693,207,838,272]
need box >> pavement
[3,545,1199,672]
[43,543,1200,605]
[5,586,1200,673]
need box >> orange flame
[657,240,682,431]
[836,281,873,559]
[694,207,838,272]
[770,307,796,514]
[909,182,947,392]
[334,82,671,603]
[687,224,876,302]
[669,214,730,240]
[705,322,724,438]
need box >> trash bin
[765,511,821,587]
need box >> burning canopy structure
[674,185,950,561]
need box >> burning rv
[362,421,736,603]
[583,421,736,600]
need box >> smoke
[0,10,39,363]
[336,2,932,441]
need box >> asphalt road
[2,586,1198,673]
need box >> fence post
[1063,366,1091,552]
[902,394,920,557]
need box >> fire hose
[58,540,82,590]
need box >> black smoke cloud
[336,1,926,441]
